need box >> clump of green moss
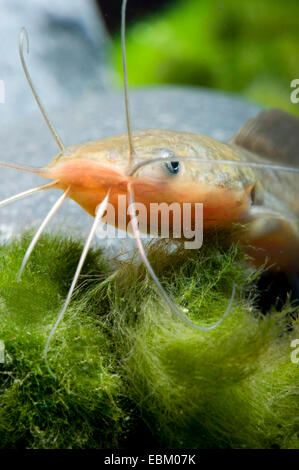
[89,237,299,449]
[0,232,124,449]
[0,231,298,448]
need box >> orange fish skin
[38,128,298,273]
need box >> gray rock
[0,0,111,124]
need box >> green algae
[0,231,298,448]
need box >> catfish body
[230,110,299,272]
[40,109,299,274]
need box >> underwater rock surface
[0,0,110,123]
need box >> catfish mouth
[42,158,127,214]
[41,157,252,234]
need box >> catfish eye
[165,161,180,175]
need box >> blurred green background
[108,0,299,115]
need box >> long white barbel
[17,186,71,282]
[19,28,66,152]
[127,182,236,331]
[129,155,299,177]
[121,0,136,168]
[0,181,58,208]
[43,190,111,379]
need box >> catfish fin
[230,109,299,167]
[243,215,299,273]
